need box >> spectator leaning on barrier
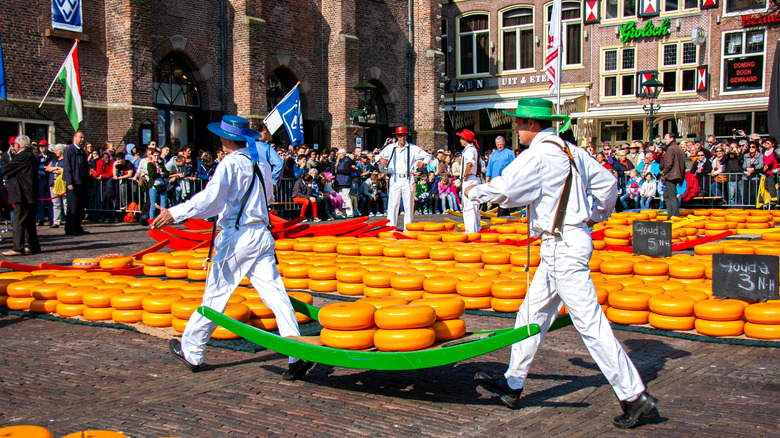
[44,143,67,228]
[36,140,53,226]
[689,148,712,197]
[710,146,727,198]
[334,148,355,217]
[762,137,778,207]
[742,141,764,207]
[112,152,134,211]
[2,135,41,256]
[292,173,319,221]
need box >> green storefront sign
[619,18,671,43]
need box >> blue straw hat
[207,115,261,141]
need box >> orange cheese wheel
[406,222,425,231]
[126,278,162,288]
[607,291,652,311]
[694,299,744,321]
[292,241,314,252]
[743,322,780,339]
[30,299,58,313]
[99,256,134,269]
[359,244,386,256]
[164,268,188,279]
[633,261,669,276]
[319,302,376,330]
[390,289,425,301]
[320,327,378,349]
[282,277,309,290]
[604,228,631,239]
[382,246,408,257]
[6,281,43,298]
[453,249,483,263]
[374,305,436,329]
[648,294,697,316]
[307,265,340,281]
[111,292,150,310]
[704,222,729,230]
[603,237,631,246]
[362,286,393,297]
[6,296,34,310]
[363,271,396,288]
[0,425,54,438]
[622,284,665,296]
[668,262,706,279]
[432,318,467,341]
[211,326,241,339]
[296,311,312,324]
[187,269,209,281]
[744,302,780,324]
[409,297,465,320]
[357,296,409,309]
[373,327,436,351]
[695,319,744,337]
[491,297,524,312]
[312,242,338,253]
[83,306,114,321]
[171,316,189,332]
[594,280,624,293]
[723,245,755,254]
[648,313,696,331]
[249,317,278,330]
[481,251,511,265]
[694,244,724,255]
[222,303,251,322]
[30,283,61,300]
[0,272,32,280]
[595,287,609,304]
[142,293,183,313]
[456,279,494,297]
[308,279,339,292]
[606,307,649,325]
[56,286,96,305]
[509,252,542,267]
[54,302,84,317]
[142,312,174,327]
[187,257,209,270]
[422,276,460,294]
[460,295,493,309]
[336,282,365,296]
[71,258,99,268]
[441,233,469,243]
[141,252,170,266]
[143,265,167,276]
[82,290,123,308]
[674,289,709,302]
[243,298,275,318]
[429,248,455,261]
[335,267,369,283]
[599,260,634,275]
[287,291,313,305]
[283,264,315,279]
[405,247,431,259]
[491,281,527,299]
[390,274,426,291]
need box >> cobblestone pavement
[0,219,778,437]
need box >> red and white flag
[40,40,83,131]
[545,0,562,96]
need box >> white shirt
[461,144,482,179]
[468,129,617,237]
[375,142,431,182]
[169,147,274,229]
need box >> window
[502,8,534,71]
[602,47,636,98]
[442,20,449,78]
[722,29,766,92]
[546,2,583,66]
[659,41,698,95]
[604,0,637,20]
[458,14,490,76]
[725,0,767,14]
[600,118,646,143]
[664,0,697,13]
[153,54,201,146]
[713,112,768,137]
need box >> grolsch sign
[724,56,764,91]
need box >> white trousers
[339,188,353,216]
[387,179,414,231]
[461,177,481,233]
[182,224,300,365]
[505,226,645,401]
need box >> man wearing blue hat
[151,115,313,380]
[464,98,656,428]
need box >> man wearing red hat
[457,129,483,232]
[375,127,431,230]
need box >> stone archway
[266,54,316,116]
[152,35,215,108]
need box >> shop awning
[569,97,769,119]
[444,87,589,112]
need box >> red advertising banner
[724,56,764,91]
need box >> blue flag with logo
[264,83,304,146]
[52,0,83,33]
[0,34,6,100]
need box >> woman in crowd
[689,148,712,197]
[95,151,116,222]
[146,147,170,220]
[710,146,727,199]
[639,173,657,210]
[292,173,320,221]
[596,152,612,171]
[112,153,135,213]
[43,144,67,228]
[742,141,764,207]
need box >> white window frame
[442,18,449,79]
[500,7,535,73]
[545,1,584,68]
[658,39,699,96]
[723,0,768,17]
[661,0,699,15]
[457,13,491,78]
[720,28,767,94]
[602,0,638,21]
[601,45,637,100]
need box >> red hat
[8,136,16,144]
[393,126,408,136]
[38,140,48,147]
[457,129,479,148]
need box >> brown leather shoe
[2,250,23,256]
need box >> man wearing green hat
[464,98,656,428]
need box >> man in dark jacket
[62,131,90,236]
[2,135,41,255]
[334,148,354,217]
[660,133,686,218]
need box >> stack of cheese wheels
[29,282,60,314]
[409,297,466,341]
[362,270,396,298]
[6,279,46,311]
[164,254,193,279]
[141,292,183,327]
[389,273,427,301]
[82,286,124,321]
[142,252,170,276]
[743,302,780,339]
[281,263,313,290]
[111,290,151,323]
[647,293,697,331]
[334,266,367,296]
[171,297,203,332]
[693,299,745,337]
[490,281,527,312]
[211,303,251,339]
[422,275,460,299]
[374,304,437,351]
[606,286,655,325]
[56,280,103,317]
[186,256,209,281]
[243,292,314,330]
[455,275,493,310]
[319,302,378,349]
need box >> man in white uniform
[464,98,656,429]
[151,115,313,381]
[458,129,483,232]
[375,127,431,231]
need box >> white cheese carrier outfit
[376,139,431,231]
[468,129,645,401]
[460,143,483,233]
[168,147,300,366]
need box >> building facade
[442,0,779,149]
[0,0,447,153]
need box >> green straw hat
[503,98,571,133]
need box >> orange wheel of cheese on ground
[432,318,466,341]
[164,268,188,279]
[409,297,465,320]
[142,293,183,313]
[30,283,60,300]
[56,286,97,304]
[743,322,780,339]
[648,294,696,316]
[595,287,609,304]
[456,279,494,297]
[6,297,34,310]
[603,237,631,246]
[509,253,541,267]
[429,248,455,261]
[460,295,492,309]
[693,299,744,321]
[296,311,312,324]
[71,258,99,268]
[417,232,443,242]
[594,280,624,293]
[390,274,426,291]
[275,239,295,251]
[83,306,114,321]
[223,303,251,322]
[143,265,167,276]
[171,316,189,332]
[111,292,150,310]
[422,276,460,294]
[142,312,174,327]
[358,296,409,308]
[320,327,378,349]
[390,289,425,301]
[744,302,780,324]
[374,305,436,329]
[722,245,755,254]
[453,249,483,263]
[674,289,709,302]
[363,271,396,288]
[30,299,58,313]
[187,257,209,270]
[648,313,696,330]
[606,307,649,324]
[319,302,376,330]
[83,290,123,308]
[704,222,729,230]
[142,252,170,266]
[423,223,446,232]
[668,262,706,279]
[335,267,369,283]
[126,278,162,288]
[406,222,426,231]
[374,327,436,351]
[336,282,365,296]
[292,241,314,252]
[481,251,511,265]
[359,244,386,256]
[695,319,744,336]
[755,246,780,255]
[441,233,469,243]
[604,228,631,239]
[0,425,54,438]
[249,317,278,330]
[0,272,32,280]
[405,247,431,260]
[312,242,338,253]
[187,269,209,281]
[243,298,274,318]
[363,286,393,297]
[607,291,652,311]
[491,297,524,312]
[6,281,44,298]
[54,302,85,316]
[283,264,315,279]
[283,277,309,290]
[599,259,634,275]
[307,265,340,281]
[633,261,669,276]
[491,281,527,299]
[210,326,240,339]
[745,222,770,229]
[308,279,339,292]
[382,246,408,257]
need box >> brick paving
[0,220,778,437]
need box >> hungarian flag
[40,41,83,131]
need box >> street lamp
[350,77,377,123]
[642,77,664,139]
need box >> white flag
[545,0,562,96]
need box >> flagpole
[39,40,78,109]
[556,23,562,117]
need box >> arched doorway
[153,54,203,149]
[359,79,389,153]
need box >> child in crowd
[415,176,430,214]
[639,173,657,210]
[321,172,344,219]
[438,173,460,212]
[359,172,380,216]
[619,169,642,210]
[426,171,441,214]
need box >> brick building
[442,0,779,149]
[0,0,447,153]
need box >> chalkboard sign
[712,254,780,300]
[632,221,672,257]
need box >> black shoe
[78,229,90,235]
[475,372,523,409]
[64,231,81,237]
[282,360,314,380]
[613,391,658,429]
[168,339,201,373]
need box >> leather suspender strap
[235,154,271,230]
[549,139,578,237]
